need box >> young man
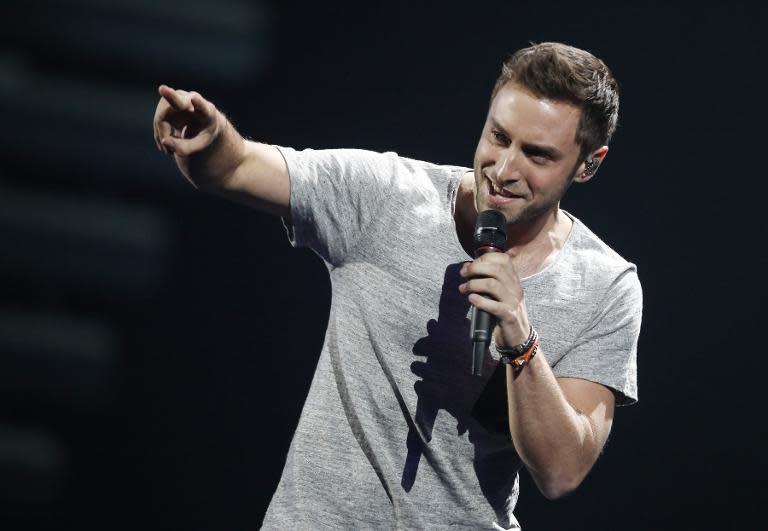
[153,42,642,530]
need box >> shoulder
[276,146,465,183]
[392,155,469,191]
[567,215,642,309]
[396,154,469,174]
[275,145,404,178]
[567,213,638,276]
[539,212,642,309]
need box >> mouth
[485,177,523,203]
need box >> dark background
[0,1,765,529]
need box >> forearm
[178,120,290,217]
[207,140,290,217]
[505,349,600,499]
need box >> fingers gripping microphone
[469,210,507,376]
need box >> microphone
[469,210,507,376]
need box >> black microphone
[469,210,507,376]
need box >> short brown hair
[491,42,620,160]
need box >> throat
[507,211,573,278]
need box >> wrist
[496,316,531,349]
[203,117,245,188]
[496,326,539,370]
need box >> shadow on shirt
[404,263,512,505]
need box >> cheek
[474,139,495,165]
[528,169,570,197]
[524,170,553,193]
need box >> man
[153,42,641,530]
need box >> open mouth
[486,178,521,199]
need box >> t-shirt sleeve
[276,146,398,266]
[552,267,642,406]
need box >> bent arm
[505,355,615,499]
[459,254,621,499]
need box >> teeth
[490,180,513,197]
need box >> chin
[476,196,524,223]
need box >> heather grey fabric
[261,147,642,530]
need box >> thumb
[161,133,211,157]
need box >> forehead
[489,83,581,151]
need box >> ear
[574,146,609,183]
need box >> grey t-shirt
[261,147,642,530]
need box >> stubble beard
[473,170,574,230]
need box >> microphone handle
[470,246,503,376]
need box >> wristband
[497,326,539,370]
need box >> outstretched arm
[153,84,290,217]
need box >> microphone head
[474,210,507,250]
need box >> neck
[504,207,561,249]
[504,208,571,278]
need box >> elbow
[536,471,585,500]
[539,481,578,501]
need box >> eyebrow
[490,118,564,160]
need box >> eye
[524,148,551,165]
[491,129,509,145]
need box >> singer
[153,42,642,530]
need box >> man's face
[472,82,585,226]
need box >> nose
[494,147,521,182]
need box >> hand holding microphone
[459,210,531,376]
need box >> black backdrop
[0,1,765,530]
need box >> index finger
[158,84,193,112]
[462,253,516,279]
[476,252,511,264]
